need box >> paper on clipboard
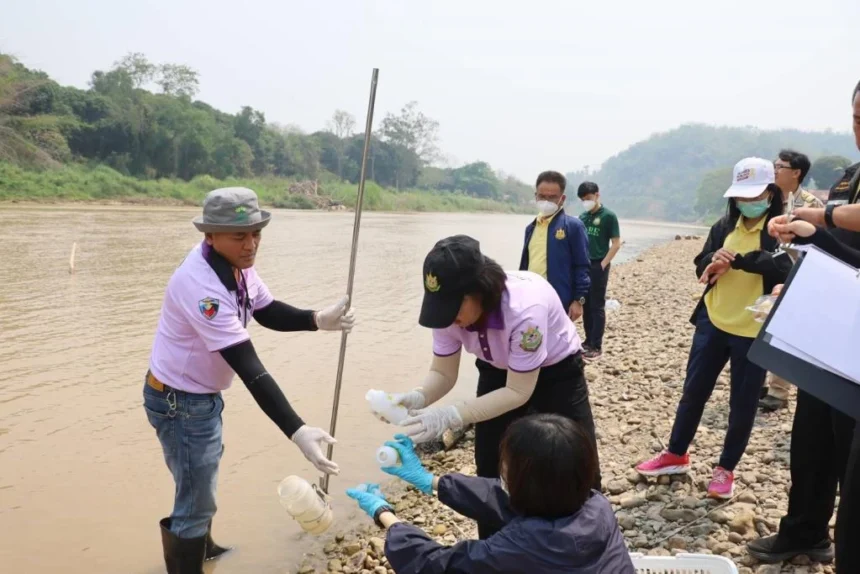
[765,246,860,386]
[768,335,857,382]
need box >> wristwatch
[373,505,395,528]
[824,203,838,229]
[576,297,586,305]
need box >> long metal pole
[321,68,379,494]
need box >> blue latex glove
[381,434,435,495]
[346,483,391,519]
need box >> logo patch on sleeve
[519,326,543,352]
[198,297,220,320]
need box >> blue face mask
[737,198,770,218]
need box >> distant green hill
[0,52,534,211]
[567,124,859,222]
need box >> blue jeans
[668,308,766,471]
[143,378,224,539]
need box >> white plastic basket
[630,552,739,574]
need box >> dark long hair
[725,183,784,227]
[464,255,508,314]
[499,414,597,519]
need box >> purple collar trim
[466,308,505,332]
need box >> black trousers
[778,391,855,546]
[473,353,600,539]
[835,425,860,572]
[583,260,610,351]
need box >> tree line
[566,124,858,223]
[0,52,534,205]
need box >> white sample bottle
[376,445,401,467]
[366,389,409,425]
[277,475,333,535]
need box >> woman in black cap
[378,234,599,539]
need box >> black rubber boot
[204,521,232,562]
[159,518,206,574]
[747,534,833,564]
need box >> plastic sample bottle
[376,445,401,467]
[366,389,409,425]
[277,475,333,535]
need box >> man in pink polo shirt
[378,235,601,540]
[144,187,354,573]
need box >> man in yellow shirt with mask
[519,171,591,323]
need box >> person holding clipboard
[752,216,860,573]
[746,80,860,572]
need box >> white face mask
[581,200,596,212]
[536,199,560,217]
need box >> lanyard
[236,270,252,328]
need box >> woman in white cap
[144,187,354,573]
[635,158,791,499]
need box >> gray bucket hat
[192,187,272,233]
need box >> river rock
[345,542,362,556]
[620,495,646,509]
[607,479,630,495]
[617,513,636,530]
[738,492,758,505]
[667,536,687,550]
[729,510,756,536]
[712,541,736,554]
[708,509,731,524]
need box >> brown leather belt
[146,371,171,393]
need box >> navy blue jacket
[519,209,591,311]
[384,474,634,574]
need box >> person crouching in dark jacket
[636,157,792,500]
[346,414,634,574]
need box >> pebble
[729,510,756,537]
[738,492,758,505]
[709,510,731,524]
[620,495,647,509]
[607,480,630,495]
[345,542,362,556]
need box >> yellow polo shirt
[704,216,766,338]
[527,212,560,278]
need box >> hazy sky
[3,0,859,181]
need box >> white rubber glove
[315,295,356,333]
[291,425,340,475]
[393,390,426,413]
[400,405,463,444]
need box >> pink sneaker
[635,451,691,477]
[707,467,734,499]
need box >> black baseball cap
[419,235,484,329]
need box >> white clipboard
[764,245,860,386]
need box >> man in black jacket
[747,80,860,570]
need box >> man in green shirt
[577,182,622,360]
